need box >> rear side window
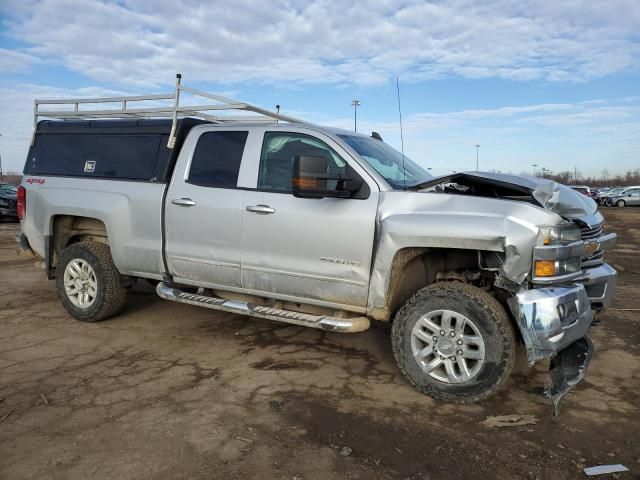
[187,131,248,188]
[26,134,162,180]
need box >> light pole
[0,133,3,181]
[475,144,480,171]
[351,100,361,132]
[532,163,538,176]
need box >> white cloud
[318,97,640,175]
[2,0,639,87]
[0,48,40,73]
[0,83,638,176]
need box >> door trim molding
[242,264,367,287]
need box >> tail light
[17,185,26,220]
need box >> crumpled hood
[419,171,599,222]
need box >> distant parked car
[600,187,625,205]
[608,186,640,207]
[570,185,591,197]
[569,185,600,204]
[0,183,18,221]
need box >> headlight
[533,223,583,281]
[538,223,581,246]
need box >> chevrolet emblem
[584,242,600,256]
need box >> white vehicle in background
[606,186,640,207]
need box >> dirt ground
[1,209,639,480]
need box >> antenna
[396,77,406,189]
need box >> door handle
[171,198,196,207]
[246,204,275,214]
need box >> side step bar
[156,282,370,333]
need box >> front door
[240,130,378,310]
[627,189,640,206]
[165,128,250,287]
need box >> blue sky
[1,0,639,177]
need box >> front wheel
[56,241,127,322]
[616,199,626,208]
[391,282,516,403]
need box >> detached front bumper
[546,336,593,415]
[507,261,617,414]
[509,284,593,363]
[508,284,594,415]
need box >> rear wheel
[616,199,626,208]
[391,282,516,403]
[56,241,127,322]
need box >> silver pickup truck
[17,82,617,413]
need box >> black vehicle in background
[0,183,18,221]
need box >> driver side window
[258,132,348,193]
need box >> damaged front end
[418,171,617,414]
[505,219,615,414]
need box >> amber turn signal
[535,260,556,277]
[292,177,318,189]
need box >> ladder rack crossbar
[38,104,251,118]
[37,111,283,124]
[35,93,175,106]
[33,74,306,148]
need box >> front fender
[366,191,562,317]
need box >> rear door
[239,128,379,310]
[164,127,251,287]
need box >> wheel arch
[49,215,109,278]
[367,247,502,321]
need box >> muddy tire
[616,199,626,208]
[391,282,516,403]
[56,241,127,322]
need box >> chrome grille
[579,222,605,267]
[582,250,604,267]
[580,223,603,241]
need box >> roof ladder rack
[33,74,306,148]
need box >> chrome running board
[156,282,370,333]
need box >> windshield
[338,134,432,189]
[0,185,17,194]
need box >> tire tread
[56,241,127,322]
[391,281,516,403]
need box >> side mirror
[292,155,328,198]
[292,155,363,199]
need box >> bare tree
[543,168,640,187]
